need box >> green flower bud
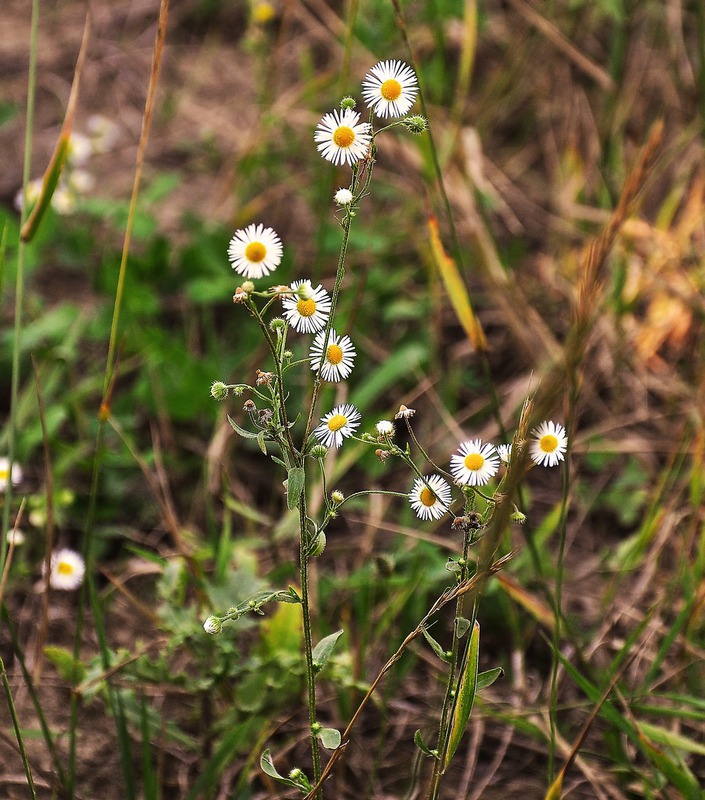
[269,317,286,332]
[241,280,255,293]
[402,115,428,134]
[311,444,328,459]
[210,381,229,401]
[340,96,356,110]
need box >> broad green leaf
[444,620,480,768]
[318,727,341,750]
[312,629,344,675]
[422,626,451,663]
[414,729,438,759]
[44,646,85,686]
[286,467,305,510]
[476,667,503,691]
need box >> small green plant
[203,60,568,798]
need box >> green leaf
[256,430,268,455]
[414,729,438,759]
[444,620,480,768]
[312,629,344,675]
[318,727,341,750]
[227,415,260,439]
[44,646,85,686]
[476,667,503,691]
[422,626,451,663]
[259,750,300,788]
[454,616,471,639]
[286,467,306,510]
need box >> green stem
[426,525,474,799]
[0,653,37,799]
[298,500,322,791]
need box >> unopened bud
[210,381,229,401]
[203,616,222,635]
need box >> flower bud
[311,444,328,459]
[340,96,356,110]
[203,616,222,635]
[331,490,345,506]
[269,317,286,332]
[402,115,428,134]
[210,381,229,401]
[241,280,255,293]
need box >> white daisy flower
[282,280,332,333]
[450,440,499,487]
[334,188,354,205]
[497,444,512,464]
[314,404,361,449]
[530,421,568,467]
[47,548,85,591]
[0,458,23,492]
[227,223,283,280]
[409,475,452,521]
[376,420,394,437]
[362,60,418,118]
[314,109,372,166]
[309,329,356,381]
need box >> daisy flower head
[314,108,372,166]
[497,444,512,464]
[309,329,356,381]
[362,60,418,118]
[334,188,354,205]
[530,421,568,467]
[0,458,23,492]
[409,475,452,521]
[228,223,283,280]
[47,548,85,591]
[314,404,361,449]
[450,440,500,487]
[376,420,394,437]
[282,280,332,333]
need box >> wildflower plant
[205,61,568,797]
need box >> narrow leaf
[286,466,305,510]
[256,430,268,455]
[428,215,487,352]
[414,729,438,759]
[476,667,503,691]
[422,626,451,663]
[312,629,344,675]
[444,620,480,768]
[544,771,563,800]
[318,727,341,750]
[227,415,260,440]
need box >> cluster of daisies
[222,60,568,526]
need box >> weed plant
[1,0,705,798]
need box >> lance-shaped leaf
[414,729,439,759]
[476,667,503,691]
[286,466,306,510]
[444,620,480,768]
[312,629,344,676]
[428,215,487,353]
[422,626,451,663]
[260,750,309,790]
[227,415,260,440]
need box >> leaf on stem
[286,466,306,510]
[422,626,451,663]
[444,620,480,768]
[318,727,341,750]
[312,629,344,675]
[414,729,439,759]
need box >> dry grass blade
[19,7,91,243]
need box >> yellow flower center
[464,453,485,472]
[540,434,558,453]
[333,126,355,148]
[0,469,8,481]
[327,414,348,432]
[420,487,437,507]
[326,344,343,365]
[297,298,316,317]
[244,241,267,262]
[57,561,75,576]
[380,78,402,101]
